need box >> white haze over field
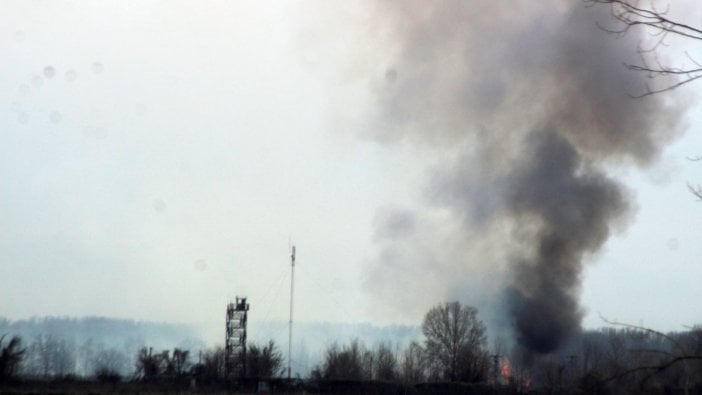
[1,1,702,350]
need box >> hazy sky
[2,1,701,345]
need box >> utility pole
[288,246,296,380]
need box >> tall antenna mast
[288,245,296,380]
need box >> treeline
[309,302,489,384]
[0,316,420,378]
[0,336,284,384]
[0,333,132,378]
[528,324,702,394]
[301,311,702,394]
[0,316,202,378]
[131,340,284,382]
[2,307,702,394]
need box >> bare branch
[591,0,702,40]
[627,348,672,356]
[687,183,702,200]
[604,355,702,385]
[600,315,684,352]
[627,73,702,97]
[599,315,702,391]
[587,0,702,96]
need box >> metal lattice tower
[225,296,249,377]
[288,246,295,380]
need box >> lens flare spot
[152,198,167,212]
[43,66,56,79]
[666,238,679,251]
[194,259,207,272]
[91,62,104,74]
[65,69,77,82]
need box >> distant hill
[0,316,203,351]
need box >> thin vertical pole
[288,246,295,380]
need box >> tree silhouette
[246,340,283,378]
[312,340,364,380]
[26,334,75,377]
[422,301,488,382]
[134,347,160,380]
[0,335,25,382]
[599,318,702,394]
[374,343,398,381]
[589,0,702,97]
[400,341,426,383]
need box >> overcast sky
[2,1,701,345]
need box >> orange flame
[500,360,512,378]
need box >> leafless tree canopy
[589,0,702,96]
[134,347,190,380]
[598,318,702,392]
[246,340,284,378]
[422,302,488,382]
[0,335,25,381]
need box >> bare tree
[0,335,25,382]
[92,348,129,381]
[26,334,76,378]
[361,346,374,380]
[374,343,398,381]
[588,0,702,97]
[312,340,364,380]
[422,301,488,382]
[196,346,226,380]
[169,348,190,376]
[134,347,160,380]
[400,341,426,383]
[686,156,702,199]
[246,340,283,378]
[600,318,702,394]
[588,1,702,199]
[52,338,76,376]
[134,347,190,379]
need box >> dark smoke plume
[505,130,628,353]
[358,1,687,356]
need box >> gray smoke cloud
[359,1,687,355]
[505,130,628,353]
